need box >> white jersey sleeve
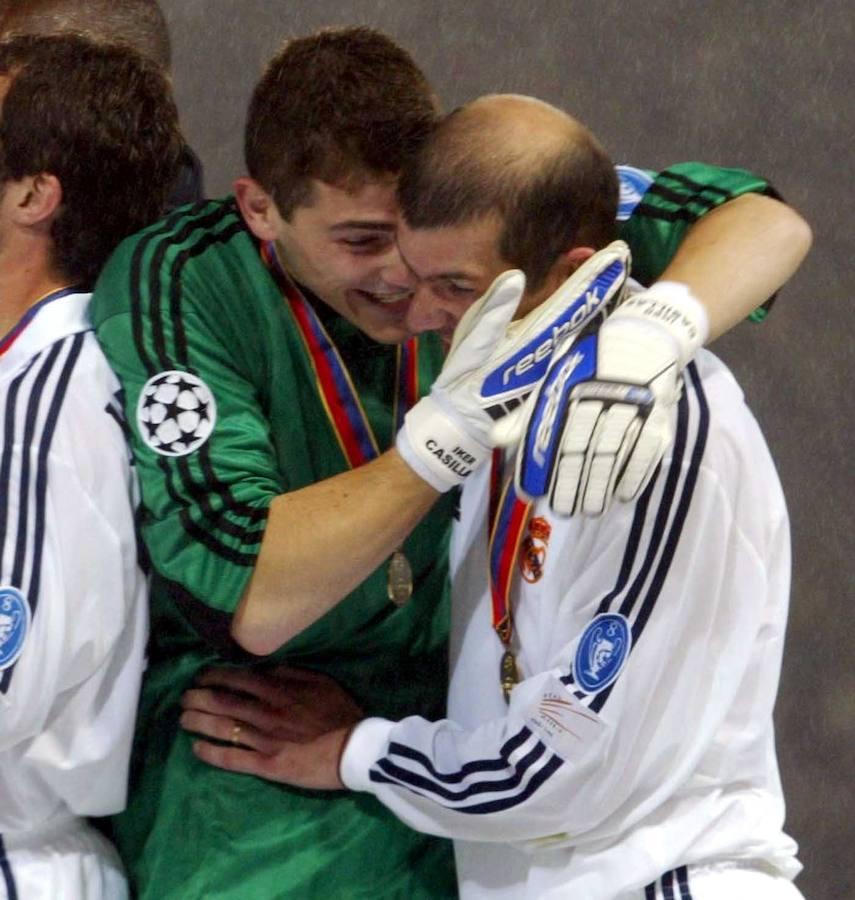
[0,325,148,828]
[341,351,790,849]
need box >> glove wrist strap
[396,396,491,492]
[614,280,709,367]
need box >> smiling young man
[182,96,808,900]
[91,27,811,900]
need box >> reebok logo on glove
[496,287,610,390]
[533,350,585,467]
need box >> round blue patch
[573,613,632,693]
[616,165,654,222]
[0,587,30,671]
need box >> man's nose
[380,247,417,291]
[404,284,448,335]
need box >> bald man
[0,0,203,208]
[183,96,807,900]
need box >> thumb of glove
[440,270,526,384]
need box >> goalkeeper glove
[397,241,629,492]
[509,279,709,515]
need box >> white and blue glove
[396,241,629,492]
[504,279,709,516]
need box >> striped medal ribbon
[488,449,533,702]
[261,242,418,605]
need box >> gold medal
[387,549,413,607]
[500,649,519,703]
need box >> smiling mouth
[354,289,413,308]
[374,290,414,304]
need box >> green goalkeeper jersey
[90,161,774,900]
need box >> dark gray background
[160,2,853,896]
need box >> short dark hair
[0,33,183,285]
[398,103,618,290]
[0,0,171,68]
[245,26,439,219]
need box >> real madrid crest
[0,587,31,671]
[519,516,551,584]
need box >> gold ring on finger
[230,723,242,746]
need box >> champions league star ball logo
[137,370,216,457]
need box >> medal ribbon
[488,450,533,645]
[261,241,418,468]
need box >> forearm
[231,449,440,654]
[656,193,812,340]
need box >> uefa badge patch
[137,370,217,457]
[573,613,632,693]
[616,165,654,221]
[0,587,31,671]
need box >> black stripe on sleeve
[127,203,207,378]
[165,575,262,658]
[632,364,708,644]
[0,836,18,900]
[165,219,245,368]
[384,727,535,783]
[135,203,238,376]
[0,364,33,566]
[375,736,548,801]
[370,752,564,816]
[10,342,62,589]
[128,206,270,564]
[590,365,708,717]
[656,168,734,199]
[1,335,85,694]
[27,335,85,610]
[676,864,693,899]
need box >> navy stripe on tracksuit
[0,333,84,695]
[367,363,710,815]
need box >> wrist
[335,722,361,789]
[615,281,709,366]
[396,395,491,492]
[339,717,398,792]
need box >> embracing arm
[232,451,438,655]
[657,192,812,340]
[185,388,789,846]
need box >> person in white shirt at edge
[0,34,181,900]
[180,96,810,900]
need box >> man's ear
[9,173,62,228]
[559,245,595,276]
[234,177,282,242]
[536,245,596,300]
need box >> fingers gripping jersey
[341,352,800,899]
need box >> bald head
[399,93,617,288]
[1,0,170,68]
